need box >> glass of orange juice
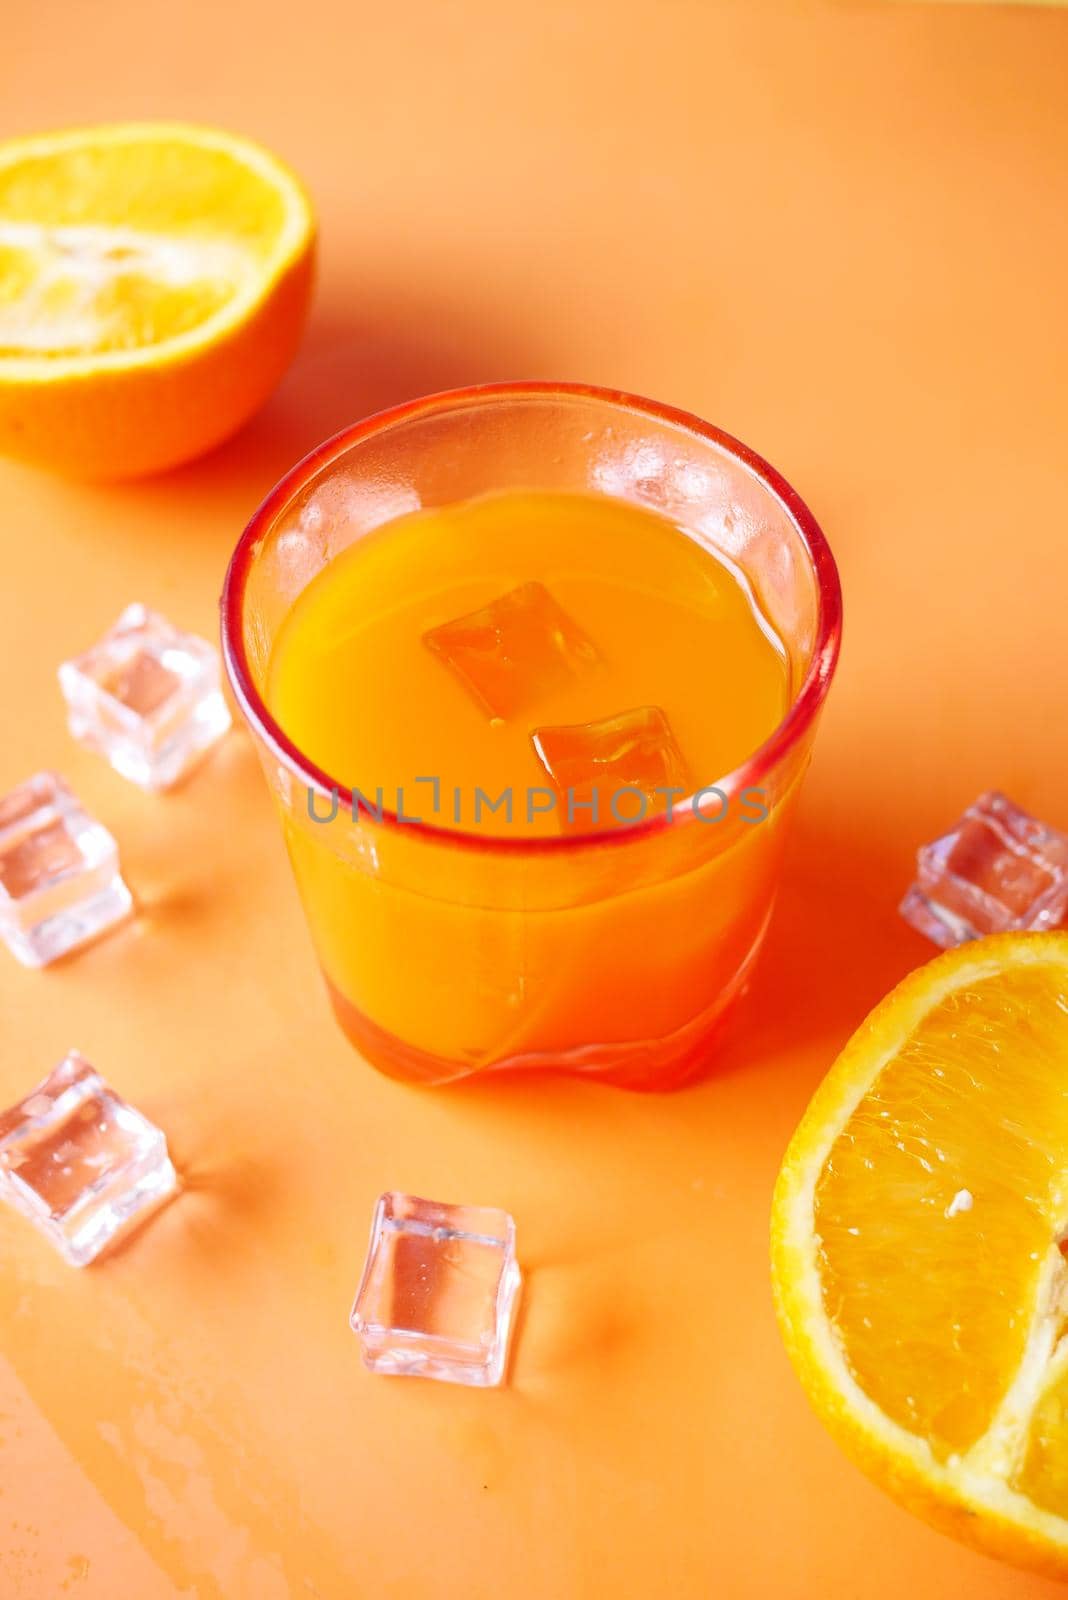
[221,383,841,1089]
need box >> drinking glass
[221,383,841,1089]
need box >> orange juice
[268,491,787,836]
[264,489,791,1086]
[222,383,841,1091]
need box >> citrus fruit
[772,931,1068,1577]
[0,122,315,478]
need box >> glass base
[324,934,763,1092]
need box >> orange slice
[0,122,314,478]
[771,932,1068,1578]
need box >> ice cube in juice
[532,704,694,833]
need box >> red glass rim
[220,380,843,856]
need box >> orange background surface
[2,1,1067,1595]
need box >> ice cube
[0,1051,177,1266]
[0,772,133,967]
[532,704,694,832]
[900,791,1068,947]
[349,1192,521,1387]
[423,581,600,721]
[59,603,232,790]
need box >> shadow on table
[709,802,924,1089]
[125,293,545,529]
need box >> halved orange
[772,932,1068,1578]
[0,122,315,478]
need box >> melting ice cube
[59,603,232,790]
[349,1193,521,1387]
[900,791,1068,947]
[532,704,693,833]
[0,1051,177,1266]
[423,581,600,721]
[0,772,133,967]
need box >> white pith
[0,123,311,380]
